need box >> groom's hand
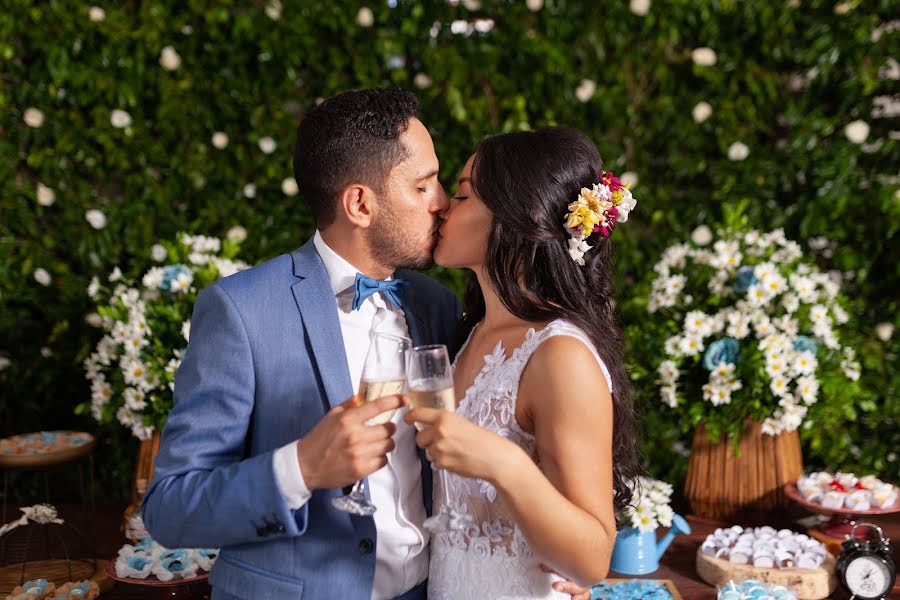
[297,394,406,491]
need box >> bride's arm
[504,334,617,585]
[406,335,617,587]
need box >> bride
[406,127,641,599]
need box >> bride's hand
[404,406,522,481]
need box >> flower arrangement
[563,171,637,265]
[647,226,860,439]
[618,477,675,533]
[78,232,249,440]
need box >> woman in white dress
[405,127,641,599]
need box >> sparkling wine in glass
[331,332,411,516]
[407,344,475,533]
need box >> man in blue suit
[143,88,590,600]
[142,88,458,599]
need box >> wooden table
[617,513,900,599]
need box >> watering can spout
[656,514,691,560]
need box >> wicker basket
[685,420,803,522]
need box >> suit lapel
[290,241,353,411]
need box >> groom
[142,88,589,599]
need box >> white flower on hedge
[664,336,681,356]
[845,120,870,144]
[833,2,852,15]
[727,141,749,161]
[110,109,132,129]
[116,405,137,427]
[876,322,894,342]
[85,209,107,230]
[619,171,639,188]
[356,7,374,27]
[769,375,789,397]
[691,47,717,67]
[227,225,247,242]
[265,0,282,20]
[24,107,45,128]
[761,418,781,436]
[258,137,276,154]
[526,0,543,10]
[242,183,257,198]
[33,268,52,286]
[85,312,103,327]
[87,275,100,299]
[181,320,191,343]
[124,387,147,411]
[575,79,596,103]
[123,333,148,356]
[281,177,299,196]
[159,46,181,71]
[413,73,432,89]
[88,6,105,21]
[691,225,712,246]
[692,101,712,123]
[150,244,167,262]
[36,183,56,206]
[630,0,650,16]
[211,132,229,149]
[793,351,817,376]
[91,379,112,408]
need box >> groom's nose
[431,183,449,214]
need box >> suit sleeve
[141,283,310,548]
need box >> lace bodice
[428,319,612,600]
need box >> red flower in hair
[599,171,623,192]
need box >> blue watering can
[609,514,691,575]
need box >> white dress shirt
[272,231,429,599]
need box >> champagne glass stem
[441,469,451,511]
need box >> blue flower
[734,266,757,294]
[793,335,817,354]
[703,338,739,371]
[125,555,151,570]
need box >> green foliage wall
[2,0,897,497]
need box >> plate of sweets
[784,471,899,538]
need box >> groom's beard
[369,204,437,272]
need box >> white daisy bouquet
[77,231,249,440]
[618,477,675,532]
[647,227,861,440]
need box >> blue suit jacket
[142,239,461,599]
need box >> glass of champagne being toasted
[407,344,474,533]
[331,332,411,516]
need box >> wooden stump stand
[121,431,161,533]
[685,420,803,522]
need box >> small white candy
[729,525,744,534]
[729,550,750,565]
[859,475,880,489]
[701,540,717,556]
[757,526,777,538]
[753,555,775,568]
[822,491,846,509]
[715,547,730,559]
[794,533,809,543]
[796,552,820,569]
[777,528,794,538]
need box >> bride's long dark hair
[459,126,641,514]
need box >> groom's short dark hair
[293,88,421,227]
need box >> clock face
[844,554,892,598]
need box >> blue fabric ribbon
[352,273,410,311]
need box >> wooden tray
[696,547,837,600]
[0,432,95,469]
[0,559,112,596]
[597,578,683,600]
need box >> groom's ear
[339,184,375,228]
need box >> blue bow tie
[352,273,410,311]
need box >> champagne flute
[331,332,411,516]
[407,344,474,533]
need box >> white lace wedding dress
[427,319,613,600]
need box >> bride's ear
[339,184,376,228]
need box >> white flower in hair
[567,238,591,266]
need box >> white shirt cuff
[273,440,313,510]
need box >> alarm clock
[835,522,896,600]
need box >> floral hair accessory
[563,171,637,265]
